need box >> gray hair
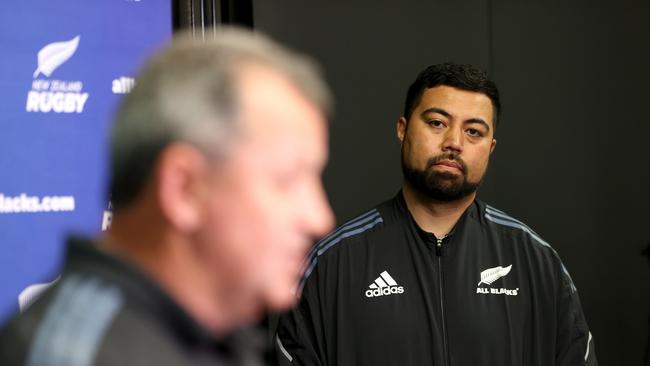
[109,27,332,209]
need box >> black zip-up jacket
[274,193,597,366]
[0,237,265,366]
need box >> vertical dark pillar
[172,0,253,36]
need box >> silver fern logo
[33,36,80,78]
[26,35,89,114]
[476,264,519,296]
[18,277,59,311]
[477,264,512,286]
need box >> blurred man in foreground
[0,27,334,365]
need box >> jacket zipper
[436,236,450,366]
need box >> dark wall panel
[490,2,650,365]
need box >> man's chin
[273,280,302,307]
[403,165,480,202]
[428,170,463,181]
[266,294,298,313]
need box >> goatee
[401,152,481,202]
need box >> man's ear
[490,138,497,154]
[397,117,408,145]
[155,143,208,233]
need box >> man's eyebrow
[421,108,492,132]
[420,107,451,119]
[465,118,491,132]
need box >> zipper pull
[435,237,443,256]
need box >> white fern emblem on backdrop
[33,35,80,78]
[477,265,512,286]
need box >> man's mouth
[434,160,462,171]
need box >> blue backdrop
[0,1,172,323]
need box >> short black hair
[403,62,501,127]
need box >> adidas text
[365,286,404,298]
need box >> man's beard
[401,151,482,202]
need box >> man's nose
[303,184,335,239]
[441,127,462,154]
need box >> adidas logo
[365,271,404,298]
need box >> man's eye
[466,128,483,137]
[427,120,444,127]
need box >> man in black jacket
[275,63,597,366]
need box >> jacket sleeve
[555,263,598,366]
[274,275,326,366]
